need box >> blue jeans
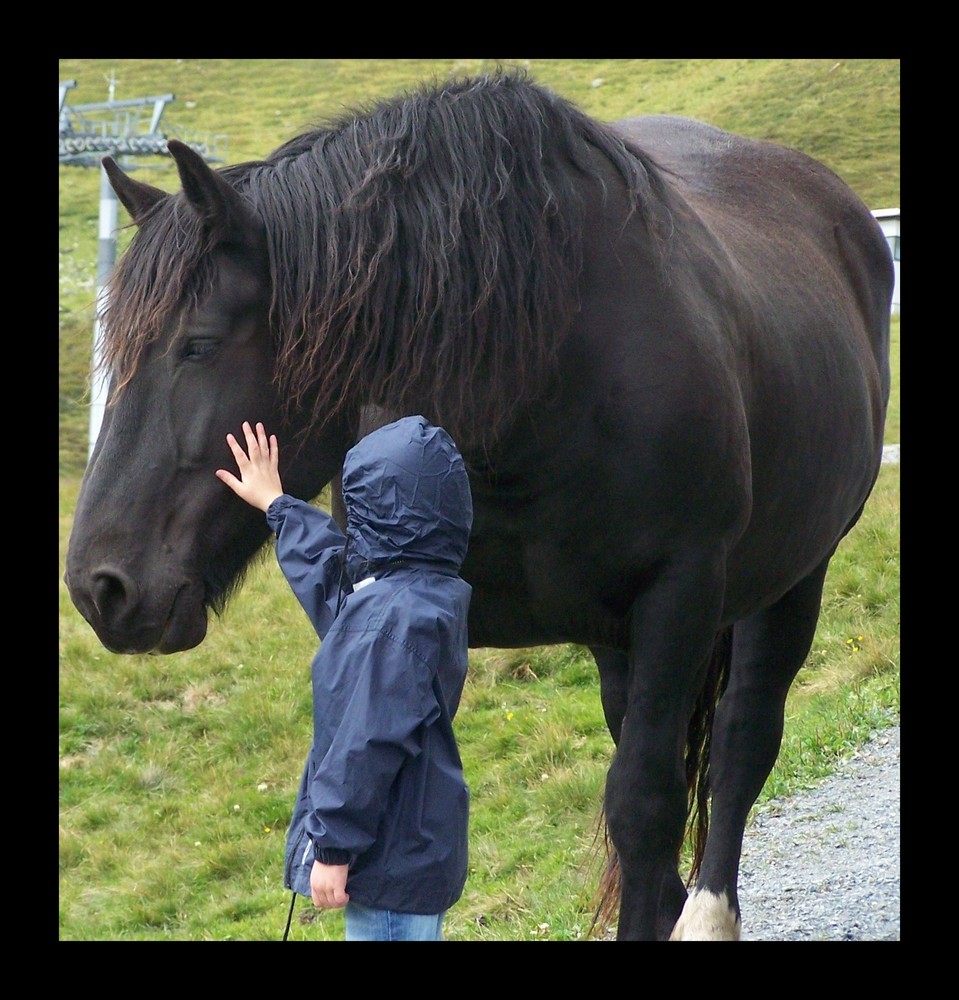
[345,902,445,941]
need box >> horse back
[555,115,893,619]
[613,114,893,361]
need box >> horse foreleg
[605,549,726,940]
[670,556,832,941]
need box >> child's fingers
[242,421,259,455]
[253,424,279,471]
[255,422,270,453]
[225,433,249,466]
[215,468,242,494]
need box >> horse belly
[462,525,629,649]
[463,419,749,651]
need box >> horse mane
[102,68,665,450]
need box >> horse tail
[587,626,733,936]
[684,625,733,882]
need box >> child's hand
[311,861,350,909]
[215,421,284,512]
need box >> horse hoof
[669,889,741,941]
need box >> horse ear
[102,157,168,224]
[167,138,256,241]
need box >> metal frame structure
[59,79,227,459]
[60,79,227,167]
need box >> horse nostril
[91,568,136,623]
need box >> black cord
[282,890,297,941]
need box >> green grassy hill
[59,58,899,475]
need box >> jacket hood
[341,415,473,582]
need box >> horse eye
[182,339,220,362]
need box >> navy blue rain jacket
[270,415,474,915]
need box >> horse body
[465,114,887,646]
[64,72,892,940]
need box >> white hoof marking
[669,889,741,941]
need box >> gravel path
[736,447,899,941]
[737,725,900,941]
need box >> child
[216,415,473,941]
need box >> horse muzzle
[64,565,208,654]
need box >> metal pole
[89,161,117,461]
[61,81,225,461]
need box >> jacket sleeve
[305,628,441,865]
[266,495,348,640]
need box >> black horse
[65,70,893,940]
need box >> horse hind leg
[669,556,833,941]
[603,548,727,940]
[589,645,692,940]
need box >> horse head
[65,141,352,654]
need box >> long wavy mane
[103,69,662,449]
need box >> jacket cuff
[314,846,353,866]
[265,494,296,533]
